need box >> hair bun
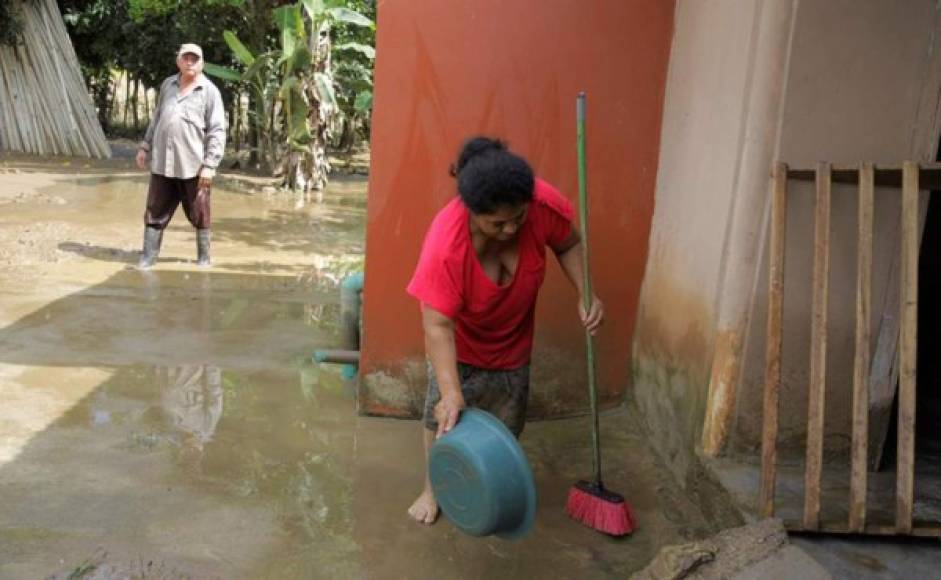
[451,136,507,177]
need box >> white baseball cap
[177,43,203,59]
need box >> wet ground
[709,448,941,579]
[0,155,723,578]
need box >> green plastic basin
[428,408,537,539]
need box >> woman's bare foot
[408,488,439,524]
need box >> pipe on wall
[314,272,364,380]
[340,272,364,351]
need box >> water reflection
[65,360,363,576]
[159,364,223,471]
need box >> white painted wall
[733,0,941,453]
[634,0,941,479]
[633,0,772,482]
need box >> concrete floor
[792,534,941,580]
[0,155,724,578]
[708,453,941,579]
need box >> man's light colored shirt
[140,74,226,179]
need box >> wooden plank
[870,179,930,472]
[0,0,109,158]
[849,162,874,533]
[897,161,918,534]
[787,163,941,190]
[804,161,831,530]
[760,161,788,518]
[784,520,941,538]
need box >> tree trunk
[131,76,140,131]
[232,92,240,154]
[106,73,117,130]
[94,74,110,134]
[305,18,333,193]
[143,83,151,127]
[338,116,357,152]
[247,91,259,167]
[123,72,130,126]
[246,0,272,170]
[267,95,278,174]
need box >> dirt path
[0,152,725,579]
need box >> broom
[564,92,636,536]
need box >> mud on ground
[0,150,731,579]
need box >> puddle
[0,172,366,285]
[1,359,361,578]
[2,355,715,579]
[0,164,721,578]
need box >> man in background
[135,43,226,268]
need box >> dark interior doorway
[878,168,941,524]
[914,190,941,472]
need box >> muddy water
[0,161,719,579]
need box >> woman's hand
[135,149,148,170]
[579,293,604,336]
[434,392,465,438]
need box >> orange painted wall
[359,0,674,418]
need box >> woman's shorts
[422,361,530,437]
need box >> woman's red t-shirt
[406,178,574,369]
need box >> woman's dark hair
[450,136,535,215]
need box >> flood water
[0,161,719,578]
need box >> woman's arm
[422,304,465,437]
[552,229,604,334]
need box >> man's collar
[172,73,207,89]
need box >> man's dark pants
[144,173,210,229]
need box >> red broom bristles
[565,482,635,536]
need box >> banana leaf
[242,53,274,83]
[274,5,304,60]
[203,62,241,82]
[354,90,373,113]
[326,7,374,28]
[314,72,338,110]
[286,45,313,78]
[334,42,375,59]
[223,30,255,66]
[334,60,373,84]
[279,76,300,98]
[301,0,326,20]
[287,88,312,144]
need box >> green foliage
[329,0,375,138]
[334,42,374,59]
[61,0,249,91]
[0,0,30,47]
[127,0,243,22]
[203,0,373,183]
[273,4,303,60]
[326,6,373,28]
[314,71,338,110]
[223,29,254,66]
[202,61,241,81]
[60,0,255,135]
[300,0,324,19]
[58,0,374,159]
[353,90,371,113]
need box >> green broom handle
[577,92,603,486]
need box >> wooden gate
[759,161,940,537]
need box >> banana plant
[205,0,373,193]
[277,0,373,192]
[204,31,278,173]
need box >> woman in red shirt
[406,137,604,524]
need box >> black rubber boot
[137,226,163,269]
[196,229,211,267]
